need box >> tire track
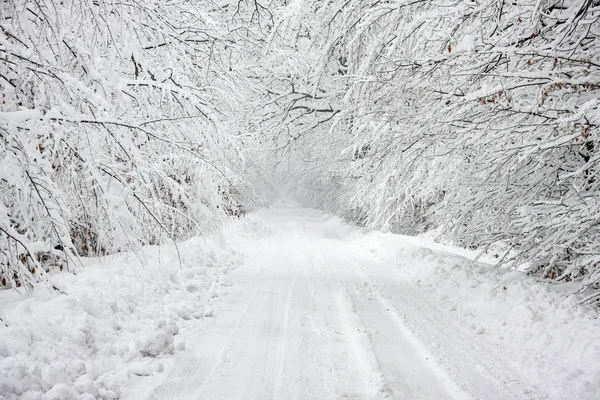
[345,251,549,400]
[260,269,297,399]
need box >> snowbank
[0,237,242,400]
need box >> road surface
[138,205,545,400]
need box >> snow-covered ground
[2,204,599,399]
[0,238,242,400]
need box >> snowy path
[137,205,549,400]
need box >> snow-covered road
[139,205,550,400]
[3,206,597,400]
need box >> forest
[1,0,599,301]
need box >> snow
[0,109,43,124]
[0,237,242,400]
[2,204,600,399]
[354,230,600,399]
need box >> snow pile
[356,232,600,400]
[0,237,242,400]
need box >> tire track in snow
[312,247,392,399]
[260,269,298,399]
[273,270,297,397]
[334,287,393,400]
[347,251,550,400]
[334,257,466,400]
[329,247,468,400]
[376,279,546,399]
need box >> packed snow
[2,204,598,399]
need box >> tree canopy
[2,0,599,303]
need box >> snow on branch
[0,0,253,290]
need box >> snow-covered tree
[0,0,254,290]
[253,0,600,301]
[2,0,599,302]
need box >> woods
[257,0,600,303]
[0,0,253,289]
[1,0,599,302]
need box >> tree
[252,0,600,302]
[0,0,253,290]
